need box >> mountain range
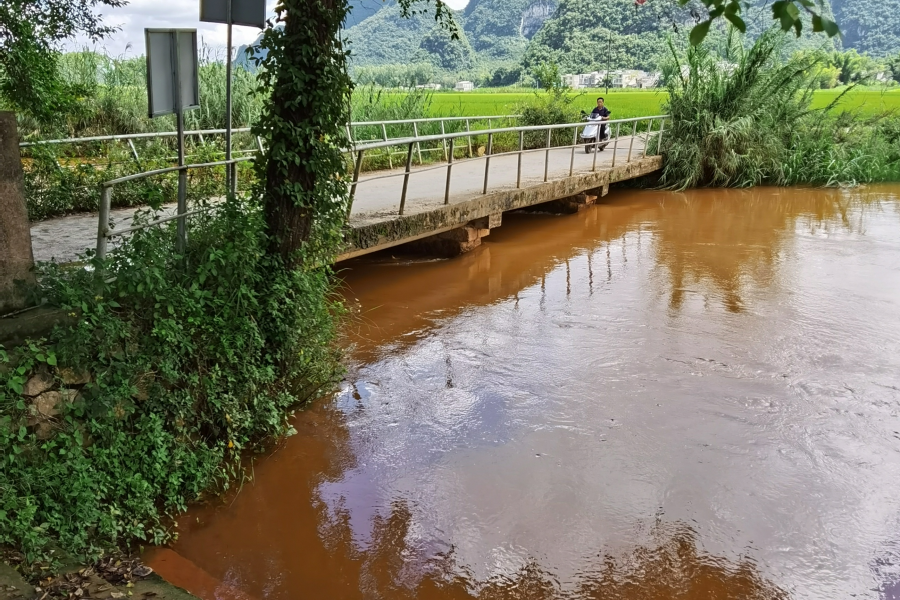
[342,0,900,76]
[234,0,900,79]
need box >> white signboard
[200,0,266,28]
[145,29,200,118]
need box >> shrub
[0,198,343,561]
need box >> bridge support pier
[404,213,502,258]
[519,191,600,215]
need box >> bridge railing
[90,114,667,260]
[347,115,669,215]
[19,115,516,164]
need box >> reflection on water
[148,186,900,600]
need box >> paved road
[30,135,648,263]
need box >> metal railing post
[127,139,140,164]
[399,143,414,215]
[611,122,620,168]
[592,123,600,172]
[444,138,454,205]
[381,123,393,169]
[627,120,637,163]
[348,149,364,216]
[96,185,112,260]
[440,120,448,161]
[569,125,577,176]
[256,135,264,153]
[642,119,651,158]
[465,118,473,157]
[483,133,493,194]
[516,131,524,188]
[412,121,423,164]
[544,128,551,182]
[656,119,666,156]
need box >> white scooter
[580,112,611,153]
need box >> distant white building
[415,83,442,90]
[563,70,661,89]
[454,81,475,92]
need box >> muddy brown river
[147,186,900,600]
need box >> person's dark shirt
[591,106,611,119]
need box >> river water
[148,186,900,600]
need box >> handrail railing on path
[347,115,669,215]
[92,114,667,260]
[95,157,254,260]
[19,115,519,165]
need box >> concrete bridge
[26,116,667,264]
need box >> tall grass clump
[657,30,816,189]
[658,30,900,189]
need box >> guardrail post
[465,119,473,158]
[127,139,140,165]
[348,149,364,216]
[482,133,493,195]
[642,119,651,158]
[96,185,112,260]
[656,119,666,156]
[399,143,414,215]
[611,122,620,168]
[381,123,393,169]
[516,131,524,188]
[569,125,577,177]
[412,122,423,165]
[444,138,454,205]
[544,128,551,182]
[592,124,599,172]
[627,120,637,163]
[440,120,448,161]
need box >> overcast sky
[71,0,469,57]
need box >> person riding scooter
[591,97,611,140]
[580,97,612,153]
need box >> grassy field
[427,89,667,119]
[423,87,900,119]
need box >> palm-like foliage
[658,30,818,190]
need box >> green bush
[656,30,900,189]
[0,198,342,561]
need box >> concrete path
[29,135,648,264]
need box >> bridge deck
[29,136,658,264]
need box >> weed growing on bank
[0,199,343,561]
[657,31,900,189]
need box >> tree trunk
[0,111,36,315]
[262,0,352,268]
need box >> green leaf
[820,15,840,36]
[725,13,747,32]
[47,354,57,367]
[108,300,121,308]
[812,14,824,31]
[690,20,712,45]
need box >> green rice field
[423,87,900,119]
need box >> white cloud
[67,0,469,57]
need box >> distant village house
[562,70,661,89]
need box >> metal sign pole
[173,35,188,252]
[225,0,234,196]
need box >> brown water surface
[148,186,900,600]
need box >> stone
[60,367,91,386]
[32,390,61,417]
[0,112,37,315]
[22,369,55,396]
[35,421,55,440]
